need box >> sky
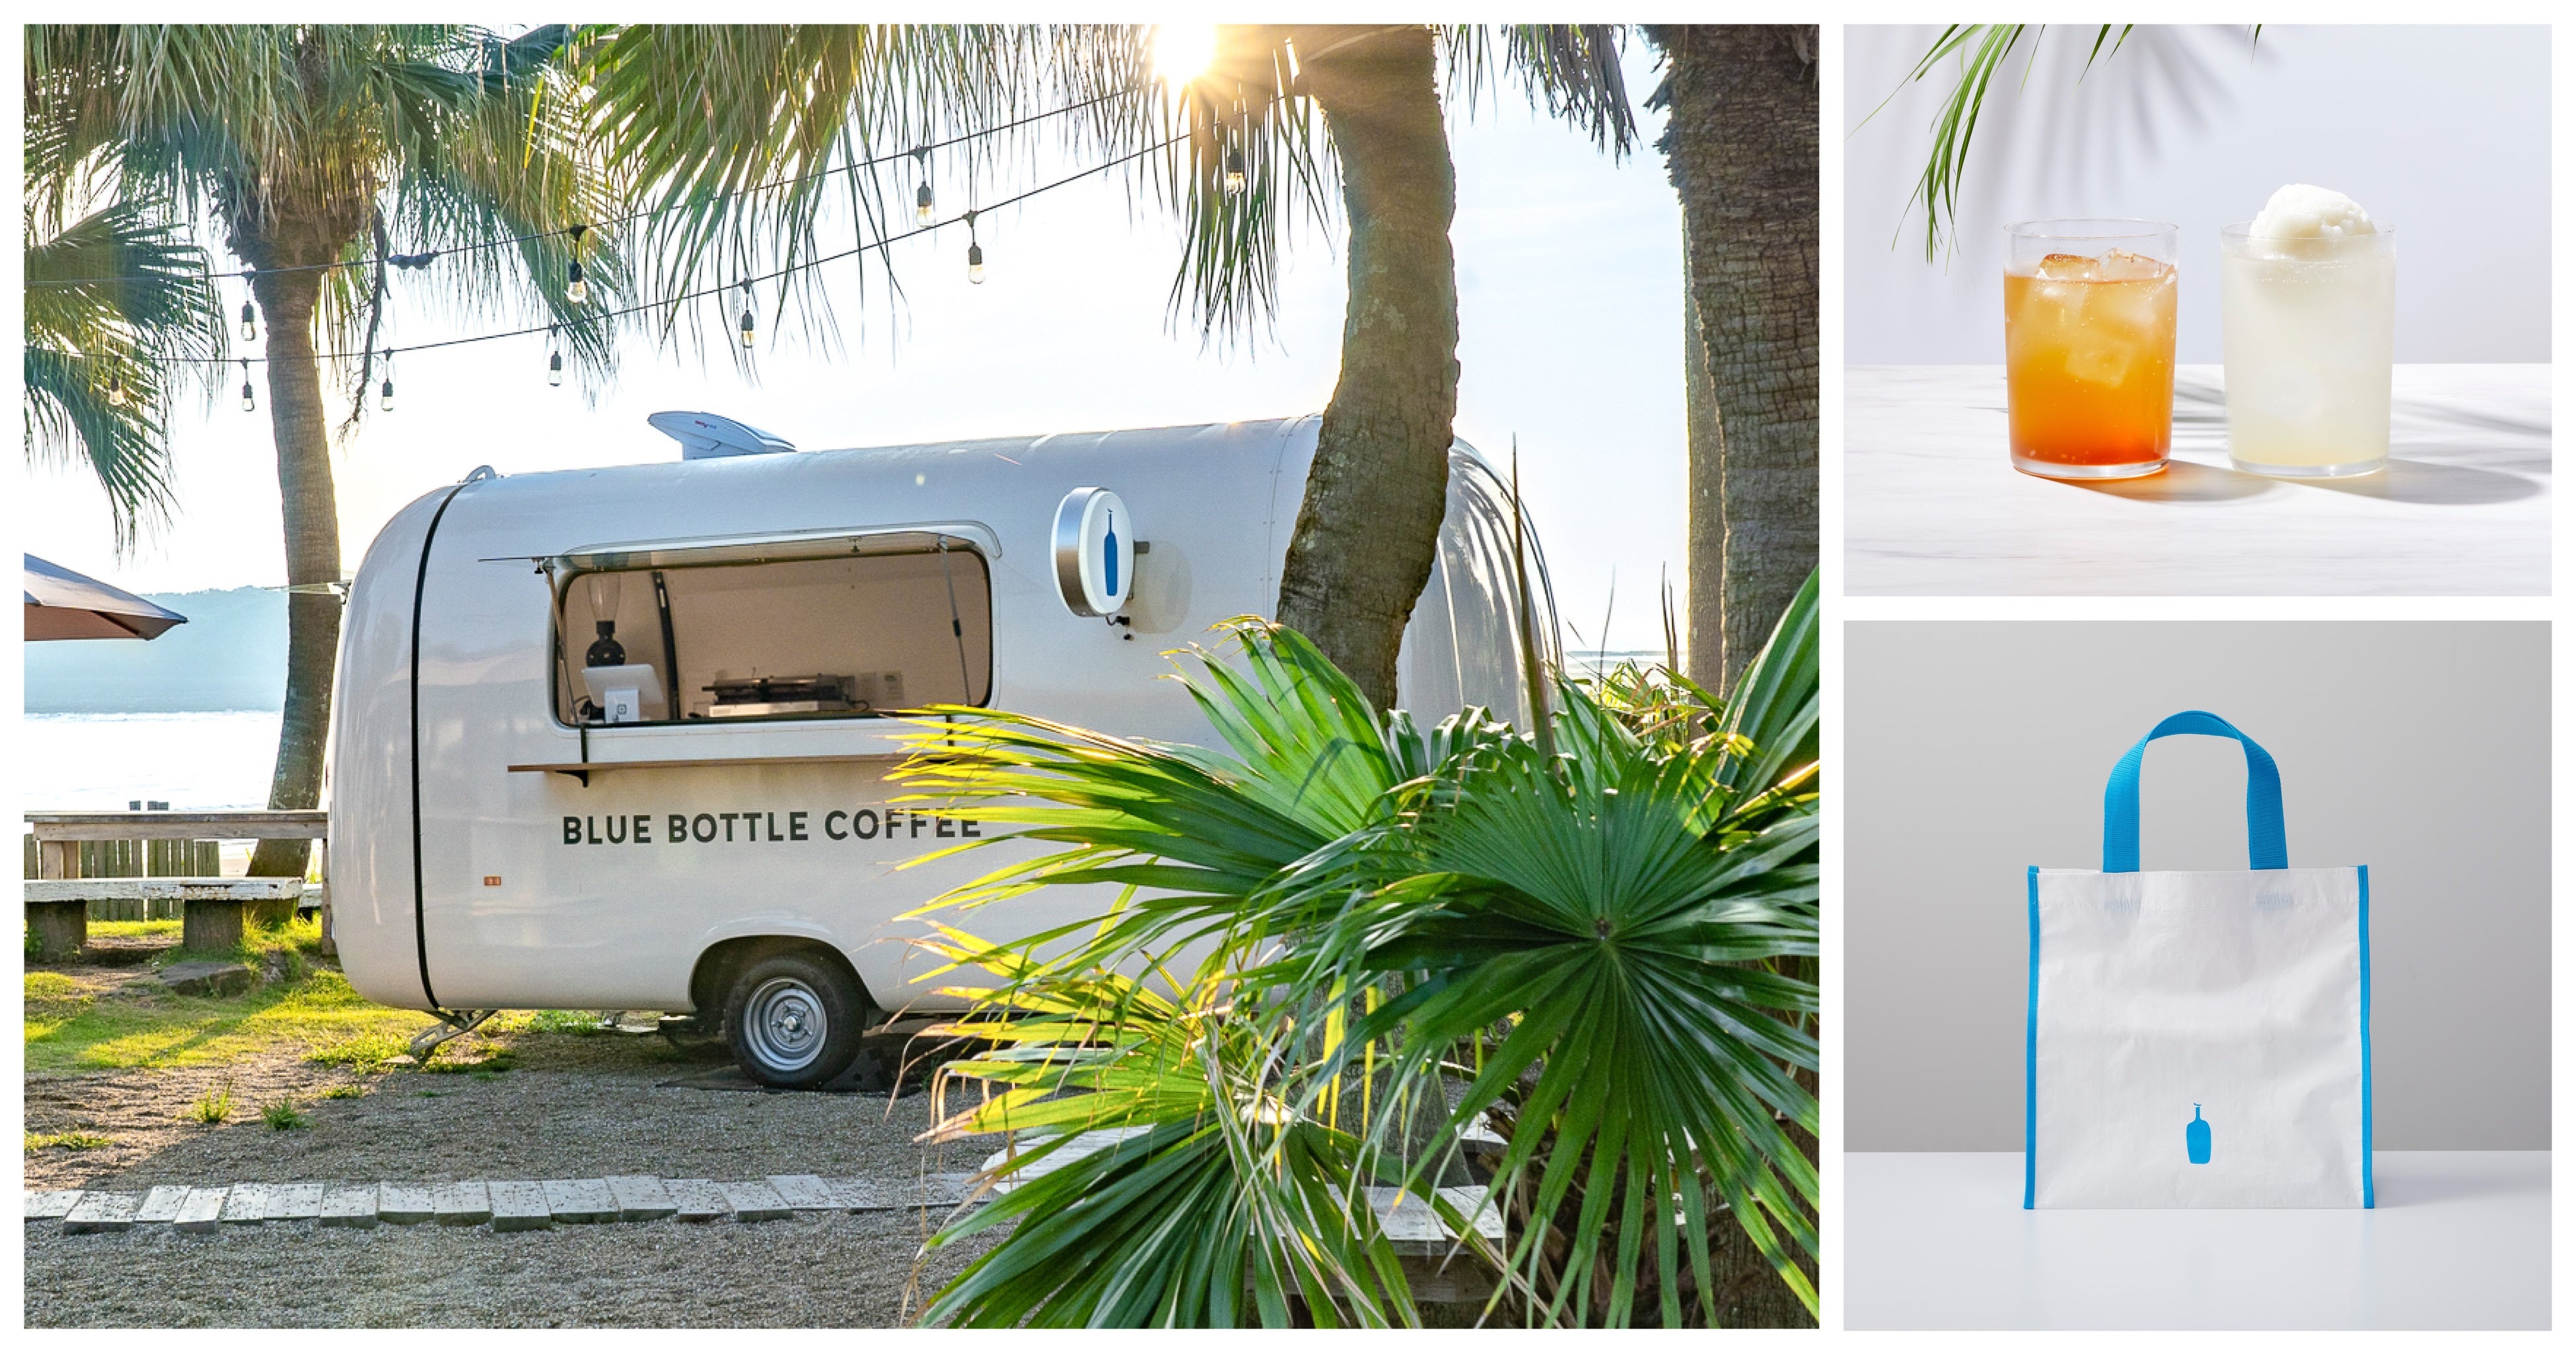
[20,45,1690,655]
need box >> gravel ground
[24,1210,1010,1327]
[28,1029,1001,1190]
[26,1021,1015,1326]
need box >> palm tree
[1641,26,1818,700]
[22,197,225,553]
[577,23,1631,710]
[25,24,620,878]
[892,573,1820,1326]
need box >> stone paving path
[29,1173,981,1236]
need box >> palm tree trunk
[1650,25,1818,698]
[240,246,343,889]
[1275,26,1459,712]
[1649,24,1820,1329]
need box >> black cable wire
[28,85,1145,289]
[37,128,1190,367]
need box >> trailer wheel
[723,950,869,1089]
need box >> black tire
[721,949,870,1089]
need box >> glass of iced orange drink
[2003,219,2180,479]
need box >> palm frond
[26,24,625,427]
[22,197,224,552]
[891,574,1823,1326]
[1443,24,1635,156]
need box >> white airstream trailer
[330,414,1556,1087]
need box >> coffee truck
[329,414,1557,1087]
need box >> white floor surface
[1843,1151,2550,1330]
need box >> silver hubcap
[743,976,828,1073]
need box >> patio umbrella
[23,554,188,641]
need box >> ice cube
[2015,279,2087,329]
[2094,249,2171,283]
[2034,252,2100,281]
[2063,343,2133,388]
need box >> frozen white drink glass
[2219,185,2396,477]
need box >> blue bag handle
[2102,711,2287,873]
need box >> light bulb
[379,377,395,412]
[239,299,256,341]
[548,349,563,386]
[105,371,126,407]
[1225,150,1246,196]
[567,258,587,305]
[915,182,935,226]
[738,281,756,347]
[239,361,256,412]
[967,241,985,285]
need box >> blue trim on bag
[2359,864,2375,1208]
[2024,865,2040,1210]
[2102,711,2289,873]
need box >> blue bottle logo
[2186,1104,2212,1165]
[1102,509,1120,597]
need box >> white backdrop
[1843,24,2552,365]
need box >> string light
[378,349,396,412]
[1225,149,1246,196]
[914,147,935,225]
[104,367,127,408]
[738,279,757,347]
[566,224,589,305]
[238,285,258,342]
[33,87,1142,293]
[239,359,256,412]
[35,119,1220,379]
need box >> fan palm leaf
[890,572,1820,1326]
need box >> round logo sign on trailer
[1052,487,1134,618]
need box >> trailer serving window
[550,530,993,726]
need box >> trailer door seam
[410,483,472,1011]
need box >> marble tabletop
[1845,365,2551,595]
[1845,1152,2550,1330]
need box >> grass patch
[89,918,183,940]
[261,1099,310,1130]
[305,1031,410,1072]
[26,964,439,1073]
[319,1083,366,1100]
[186,1083,235,1124]
[26,1130,114,1152]
[494,1008,612,1037]
[423,1048,517,1077]
[25,971,90,1006]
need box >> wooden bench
[24,877,312,956]
[24,811,328,961]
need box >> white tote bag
[2026,711,2373,1209]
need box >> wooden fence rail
[22,834,226,920]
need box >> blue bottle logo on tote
[2186,1105,2213,1165]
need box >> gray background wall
[1844,621,2550,1150]
[1843,24,2553,364]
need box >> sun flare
[1152,24,1219,91]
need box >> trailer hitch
[406,1008,497,1063]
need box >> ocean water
[20,711,284,812]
